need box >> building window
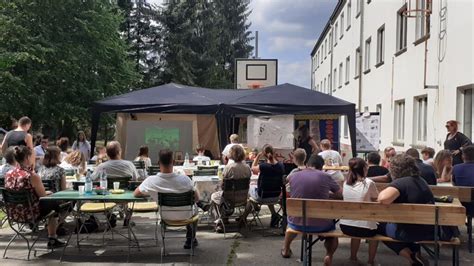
[329,32,333,51]
[356,0,361,17]
[415,0,430,41]
[376,104,382,142]
[394,100,406,143]
[339,63,343,88]
[345,56,350,84]
[333,68,337,91]
[396,5,408,53]
[323,78,327,93]
[364,37,371,73]
[460,87,474,139]
[340,12,344,39]
[343,116,349,138]
[414,96,428,143]
[324,39,327,56]
[321,47,324,63]
[334,22,338,46]
[376,25,385,65]
[355,47,360,78]
[347,0,351,29]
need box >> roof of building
[310,0,345,56]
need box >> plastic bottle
[85,171,93,194]
[100,169,108,189]
[184,152,189,166]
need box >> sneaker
[47,238,67,249]
[183,238,198,249]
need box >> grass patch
[226,239,240,266]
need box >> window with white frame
[343,116,349,138]
[333,68,337,91]
[339,63,343,88]
[394,100,406,143]
[355,47,360,78]
[323,78,327,93]
[414,96,428,143]
[377,25,385,65]
[347,0,351,29]
[397,5,408,52]
[321,47,324,63]
[460,87,474,139]
[328,74,331,93]
[356,0,361,17]
[324,39,327,56]
[320,81,323,92]
[415,0,429,40]
[345,56,350,84]
[334,22,338,46]
[364,38,371,72]
[329,32,333,51]
[340,12,344,39]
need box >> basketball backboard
[234,58,278,89]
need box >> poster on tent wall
[247,115,294,149]
[295,115,340,152]
[355,112,380,152]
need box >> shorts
[340,224,377,237]
[288,221,336,233]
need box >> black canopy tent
[90,83,357,157]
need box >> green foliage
[0,0,139,136]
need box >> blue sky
[149,0,337,88]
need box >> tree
[0,0,139,137]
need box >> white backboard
[235,59,278,89]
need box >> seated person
[222,134,240,164]
[285,148,307,193]
[4,146,65,248]
[39,146,66,192]
[0,146,17,179]
[192,144,211,164]
[56,137,69,162]
[377,154,446,265]
[210,145,251,233]
[453,145,474,213]
[405,148,437,185]
[238,145,284,226]
[421,147,435,166]
[281,154,341,265]
[34,135,49,158]
[134,145,152,179]
[60,150,86,176]
[434,150,453,183]
[248,148,258,161]
[366,152,389,178]
[318,139,344,183]
[92,141,138,180]
[90,146,107,163]
[340,158,379,265]
[134,149,199,249]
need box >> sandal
[280,248,292,258]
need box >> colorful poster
[319,119,340,151]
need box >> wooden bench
[376,183,474,252]
[286,198,466,266]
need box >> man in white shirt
[34,135,49,157]
[318,139,344,183]
[134,149,199,249]
[222,134,240,164]
[92,141,138,180]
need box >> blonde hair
[320,139,331,150]
[433,150,452,176]
[64,150,86,173]
[229,134,239,143]
[293,148,306,166]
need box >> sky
[148,0,337,88]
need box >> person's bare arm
[30,173,47,197]
[377,187,400,205]
[251,152,263,175]
[194,189,200,202]
[1,134,7,155]
[369,175,390,183]
[133,187,147,197]
[309,139,319,153]
[329,188,343,200]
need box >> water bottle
[184,152,189,166]
[100,170,108,189]
[85,171,93,194]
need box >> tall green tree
[0,0,138,137]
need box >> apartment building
[311,0,474,153]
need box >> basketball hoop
[403,0,432,18]
[248,82,263,89]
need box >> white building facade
[311,0,474,153]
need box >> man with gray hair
[92,141,138,180]
[222,134,241,164]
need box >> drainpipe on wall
[358,0,365,111]
[330,25,334,96]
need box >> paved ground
[0,210,472,265]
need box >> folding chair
[210,178,250,237]
[1,188,55,260]
[107,176,132,190]
[133,161,147,179]
[127,200,159,246]
[248,188,283,236]
[158,191,199,260]
[148,165,160,176]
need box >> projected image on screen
[145,127,180,150]
[125,120,193,161]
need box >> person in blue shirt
[452,145,474,187]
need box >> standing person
[434,150,453,183]
[72,131,91,161]
[281,154,341,265]
[222,134,240,164]
[444,120,472,166]
[39,146,66,193]
[4,146,65,248]
[1,116,33,155]
[340,158,379,265]
[318,139,344,183]
[377,154,439,265]
[34,135,49,158]
[381,147,396,169]
[405,148,437,185]
[56,137,69,161]
[421,147,435,166]
[134,149,200,249]
[296,125,319,163]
